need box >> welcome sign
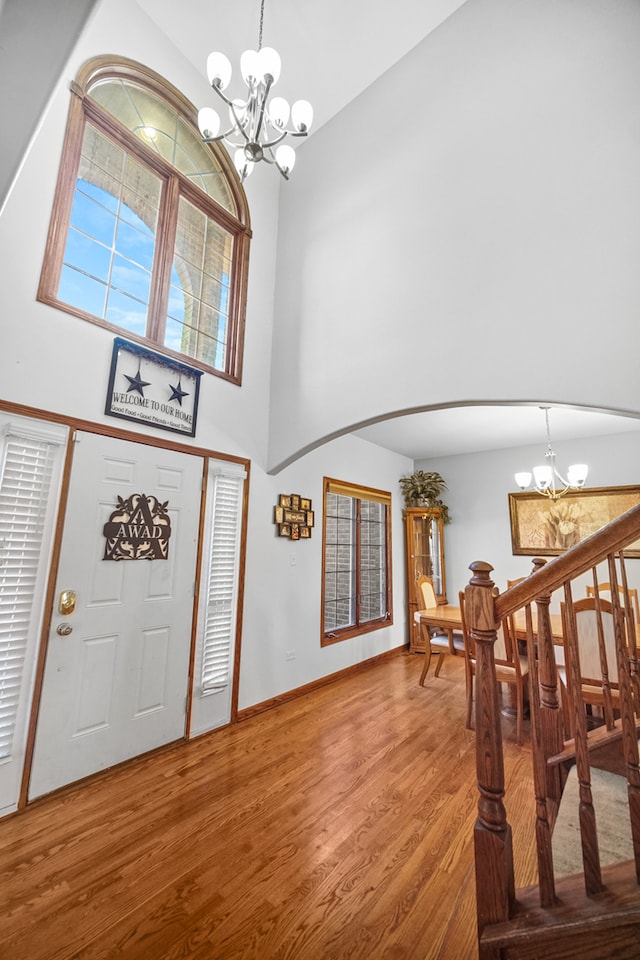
[105,338,202,437]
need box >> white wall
[268,0,640,471]
[416,430,640,611]
[239,435,413,709]
[0,0,414,712]
[0,0,100,213]
[0,0,279,467]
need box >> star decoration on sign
[168,380,189,406]
[124,365,151,396]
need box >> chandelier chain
[258,0,265,51]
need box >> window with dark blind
[322,478,392,644]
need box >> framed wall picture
[509,485,640,557]
[105,338,202,437]
[274,494,313,538]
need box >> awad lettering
[103,493,171,560]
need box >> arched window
[38,56,251,384]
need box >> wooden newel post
[466,561,515,950]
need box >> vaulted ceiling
[6,0,639,459]
[136,1,639,459]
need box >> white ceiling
[136,0,470,136]
[354,405,640,461]
[136,1,640,463]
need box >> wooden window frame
[321,477,393,645]
[37,56,252,386]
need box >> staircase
[464,503,640,959]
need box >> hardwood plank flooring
[0,653,536,959]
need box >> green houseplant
[399,470,450,523]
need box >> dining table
[415,605,565,647]
[415,603,564,719]
[416,602,640,722]
[416,603,640,653]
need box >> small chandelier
[197,0,313,182]
[515,407,589,500]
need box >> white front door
[29,431,203,799]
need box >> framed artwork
[105,338,201,437]
[275,494,313,538]
[509,485,640,557]
[284,509,307,524]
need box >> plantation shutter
[0,427,64,760]
[200,467,245,692]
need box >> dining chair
[585,581,640,623]
[559,596,620,733]
[459,590,529,745]
[416,575,461,684]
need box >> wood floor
[0,652,537,960]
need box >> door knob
[56,623,73,636]
[58,590,77,615]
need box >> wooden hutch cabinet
[403,507,446,653]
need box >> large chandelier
[515,407,588,500]
[197,0,313,182]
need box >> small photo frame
[279,494,292,508]
[274,505,284,524]
[279,523,291,537]
[306,510,314,528]
[300,498,311,511]
[291,494,301,510]
[284,509,307,524]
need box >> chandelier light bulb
[240,49,260,84]
[275,144,296,176]
[533,465,552,490]
[567,464,589,487]
[257,46,281,84]
[197,107,220,140]
[291,99,313,133]
[234,149,254,180]
[207,51,232,90]
[269,96,290,128]
[515,472,532,491]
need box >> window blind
[0,435,57,759]
[200,471,243,692]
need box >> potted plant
[399,470,450,523]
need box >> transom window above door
[38,56,252,384]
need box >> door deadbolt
[56,623,73,636]
[58,590,77,616]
